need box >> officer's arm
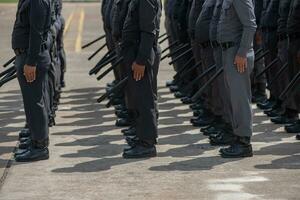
[26,0,49,66]
[135,0,157,66]
[254,0,263,28]
[233,0,257,57]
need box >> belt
[14,43,48,56]
[211,41,220,48]
[220,42,235,51]
[199,41,211,49]
[288,33,300,41]
[277,33,288,41]
[261,27,277,33]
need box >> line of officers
[10,0,66,162]
[101,0,300,159]
[161,0,300,157]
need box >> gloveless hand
[234,55,247,73]
[23,64,37,83]
[132,62,145,81]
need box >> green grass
[0,0,17,3]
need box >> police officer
[263,0,291,118]
[206,0,235,145]
[111,0,137,135]
[217,0,256,158]
[257,0,280,110]
[251,0,267,104]
[12,0,51,162]
[191,0,218,127]
[56,0,67,88]
[121,0,162,158]
[282,0,300,134]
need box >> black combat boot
[18,138,32,150]
[220,137,253,158]
[169,85,179,93]
[285,120,300,133]
[209,131,237,146]
[181,96,193,104]
[257,97,276,110]
[115,110,129,119]
[166,80,175,87]
[174,91,186,98]
[115,118,133,127]
[271,109,299,124]
[123,140,157,159]
[122,126,137,137]
[15,139,49,162]
[19,128,30,139]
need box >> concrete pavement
[0,3,299,200]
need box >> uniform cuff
[25,55,38,66]
[135,56,147,66]
[237,47,248,58]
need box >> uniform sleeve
[135,0,157,65]
[26,0,49,66]
[233,0,257,57]
[254,0,263,28]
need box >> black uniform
[121,0,161,146]
[286,0,300,113]
[12,0,51,161]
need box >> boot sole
[15,155,49,162]
[123,152,157,159]
[221,152,253,158]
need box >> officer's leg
[252,42,267,103]
[16,54,32,139]
[15,50,50,162]
[220,47,254,158]
[191,46,215,127]
[206,47,235,146]
[273,39,300,125]
[123,48,157,158]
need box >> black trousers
[285,38,300,112]
[16,50,50,141]
[121,44,158,143]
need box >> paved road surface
[0,3,299,200]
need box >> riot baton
[97,76,129,103]
[158,33,167,39]
[279,71,300,101]
[169,48,193,65]
[173,57,196,80]
[255,58,279,78]
[3,56,16,68]
[2,68,16,79]
[167,43,190,58]
[95,49,116,67]
[161,43,186,61]
[191,68,224,102]
[267,63,288,90]
[89,54,117,75]
[88,43,107,61]
[255,48,263,57]
[183,64,216,92]
[0,66,16,78]
[81,34,106,49]
[161,40,179,54]
[254,50,269,63]
[0,73,17,87]
[159,35,170,44]
[96,57,123,81]
[175,59,199,82]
